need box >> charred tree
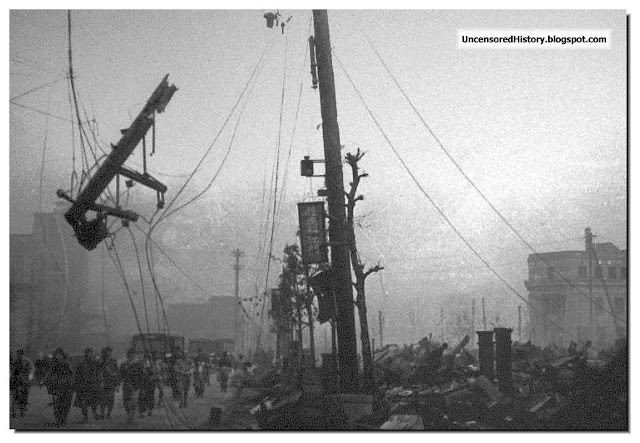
[344,149,383,393]
[278,244,318,366]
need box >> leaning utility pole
[58,75,177,250]
[232,249,244,355]
[312,9,359,392]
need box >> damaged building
[9,204,98,356]
[525,234,627,348]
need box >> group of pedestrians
[11,346,254,427]
[216,352,255,398]
[42,346,122,427]
[11,345,213,427]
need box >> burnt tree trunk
[344,149,383,393]
[304,267,316,366]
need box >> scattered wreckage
[243,331,627,430]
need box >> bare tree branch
[364,264,385,280]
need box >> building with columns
[524,232,627,348]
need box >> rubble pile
[249,333,627,430]
[369,335,628,430]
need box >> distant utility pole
[585,227,594,340]
[482,298,487,330]
[518,305,522,342]
[471,299,476,336]
[378,310,384,348]
[312,9,359,392]
[232,248,244,355]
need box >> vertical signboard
[297,201,328,265]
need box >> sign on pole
[297,201,328,265]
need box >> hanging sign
[297,201,328,265]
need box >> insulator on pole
[309,36,318,89]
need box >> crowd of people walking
[10,346,249,427]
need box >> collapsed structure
[241,329,626,430]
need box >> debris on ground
[248,335,627,430]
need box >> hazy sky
[8,8,629,343]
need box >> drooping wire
[127,226,151,333]
[31,213,72,343]
[142,224,171,335]
[250,36,309,334]
[147,235,162,333]
[251,16,313,298]
[100,245,109,336]
[10,101,73,123]
[273,14,313,249]
[139,35,277,339]
[130,222,211,299]
[257,31,290,349]
[156,50,270,224]
[106,240,145,338]
[152,33,278,228]
[140,36,277,325]
[67,10,92,182]
[64,63,78,196]
[361,31,626,326]
[11,55,64,76]
[333,49,581,343]
[37,92,53,212]
[251,14,313,311]
[103,239,192,429]
[66,12,118,207]
[10,77,65,102]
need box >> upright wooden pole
[312,10,359,392]
[232,249,244,356]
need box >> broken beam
[86,201,139,222]
[57,189,138,222]
[116,166,168,194]
[63,74,176,226]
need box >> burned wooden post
[494,327,513,393]
[477,330,495,380]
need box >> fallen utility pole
[312,9,359,392]
[59,75,177,250]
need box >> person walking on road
[74,347,101,422]
[11,349,34,417]
[217,351,232,393]
[154,357,167,407]
[138,355,157,417]
[194,361,207,398]
[97,346,120,420]
[175,351,192,408]
[46,348,75,427]
[120,348,144,424]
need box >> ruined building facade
[525,241,627,348]
[10,207,97,357]
[167,296,237,345]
